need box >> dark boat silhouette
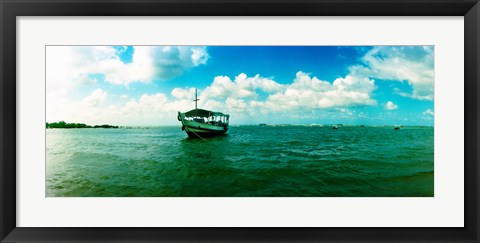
[177,89,230,138]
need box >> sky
[46,46,434,126]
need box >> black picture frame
[1,0,479,242]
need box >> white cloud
[46,46,101,97]
[49,91,179,126]
[47,88,109,124]
[52,47,437,126]
[191,48,209,65]
[200,73,284,100]
[257,71,376,112]
[423,109,434,116]
[359,46,434,100]
[83,88,107,107]
[171,87,196,99]
[225,97,248,113]
[189,72,377,123]
[151,46,209,81]
[91,46,209,85]
[91,56,154,85]
[196,71,376,116]
[46,46,434,126]
[47,71,379,125]
[74,74,97,85]
[46,46,210,88]
[336,108,354,116]
[179,71,377,119]
[46,46,210,124]
[385,101,398,110]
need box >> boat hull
[183,124,228,138]
[179,112,228,138]
[186,130,227,138]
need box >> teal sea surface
[46,126,434,197]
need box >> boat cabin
[183,108,230,127]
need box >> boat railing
[183,115,229,126]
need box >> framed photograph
[43,44,437,198]
[1,0,479,242]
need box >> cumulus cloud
[48,71,379,125]
[171,87,197,99]
[423,109,434,116]
[191,48,209,65]
[91,46,209,85]
[167,73,285,119]
[47,46,209,88]
[359,46,434,100]
[385,101,398,110]
[49,91,182,126]
[201,73,284,99]
[170,72,377,122]
[83,88,107,107]
[47,88,109,124]
[46,46,210,123]
[150,46,209,82]
[46,45,433,125]
[171,72,376,117]
[74,74,97,85]
[255,71,376,112]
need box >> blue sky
[46,46,434,126]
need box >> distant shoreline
[46,121,118,129]
[46,122,433,129]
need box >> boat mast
[194,89,199,110]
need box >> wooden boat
[177,89,230,138]
[332,124,342,129]
[394,125,404,130]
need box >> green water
[46,126,434,197]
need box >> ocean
[46,125,434,197]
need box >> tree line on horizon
[46,121,118,129]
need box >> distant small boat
[332,125,338,129]
[394,127,400,130]
[394,125,403,130]
[178,89,230,138]
[259,123,267,126]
